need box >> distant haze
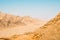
[0,0,60,20]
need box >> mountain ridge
[11,13,60,40]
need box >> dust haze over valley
[0,12,47,38]
[0,0,60,40]
[0,12,60,40]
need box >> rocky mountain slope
[0,12,60,40]
[16,13,60,40]
[0,12,46,38]
[7,13,60,40]
[36,13,60,40]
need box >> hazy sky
[0,0,60,20]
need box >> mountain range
[0,12,60,40]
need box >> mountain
[10,13,60,40]
[37,13,60,40]
[30,13,60,40]
[0,12,46,38]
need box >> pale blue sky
[0,0,60,20]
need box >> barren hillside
[7,13,60,40]
[1,12,60,40]
[0,12,46,38]
[14,13,60,40]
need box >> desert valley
[0,12,60,40]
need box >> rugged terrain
[14,13,60,40]
[0,12,60,40]
[0,12,46,39]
